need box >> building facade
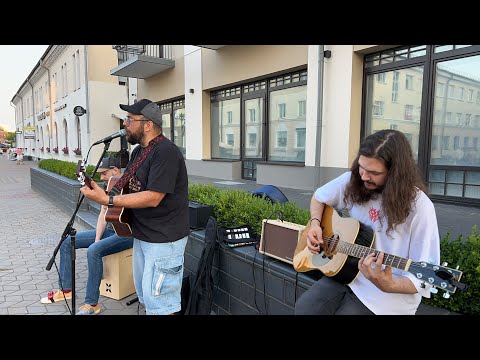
[13,45,479,207]
[11,45,128,165]
[109,45,480,207]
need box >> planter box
[30,167,89,213]
[184,230,457,315]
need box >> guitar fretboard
[329,239,410,271]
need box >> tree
[5,132,15,142]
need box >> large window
[364,66,424,161]
[211,88,241,159]
[211,70,307,166]
[160,99,185,157]
[364,45,480,204]
[268,85,307,162]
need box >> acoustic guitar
[292,204,467,296]
[103,175,132,237]
[76,161,132,238]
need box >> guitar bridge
[322,233,339,257]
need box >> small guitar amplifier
[189,201,213,229]
[259,219,305,265]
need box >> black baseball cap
[97,157,121,172]
[119,99,162,127]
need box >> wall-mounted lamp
[324,50,332,58]
[189,88,194,94]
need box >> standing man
[295,129,440,315]
[41,156,134,315]
[81,99,189,315]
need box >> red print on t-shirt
[369,207,381,223]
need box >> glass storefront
[364,45,480,204]
[211,71,307,180]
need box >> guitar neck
[331,239,411,271]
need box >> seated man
[41,156,133,315]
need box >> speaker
[189,201,213,229]
[259,219,305,265]
[251,185,288,204]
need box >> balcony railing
[113,45,173,64]
[111,45,175,79]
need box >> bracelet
[310,218,321,226]
[108,195,114,208]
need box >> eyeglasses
[123,116,151,126]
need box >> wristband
[310,218,321,226]
[108,195,114,208]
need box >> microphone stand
[45,140,112,315]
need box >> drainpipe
[27,79,36,157]
[313,45,325,190]
[84,45,91,136]
[40,59,53,150]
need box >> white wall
[184,46,203,160]
[305,45,323,167]
[321,45,356,168]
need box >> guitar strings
[312,234,409,269]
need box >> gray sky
[0,45,49,131]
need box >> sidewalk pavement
[0,154,478,315]
[0,155,142,315]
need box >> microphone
[92,129,127,146]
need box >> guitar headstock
[409,260,467,296]
[76,160,93,189]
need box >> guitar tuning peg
[456,265,459,270]
[430,287,438,294]
[442,292,451,299]
[441,262,448,267]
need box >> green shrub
[189,183,479,314]
[38,159,101,182]
[422,225,480,315]
[188,183,310,237]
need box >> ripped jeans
[132,236,188,315]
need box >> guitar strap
[110,134,165,195]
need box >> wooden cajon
[100,248,136,300]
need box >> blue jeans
[59,229,133,305]
[133,236,188,315]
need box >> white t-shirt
[314,171,440,315]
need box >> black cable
[252,208,285,315]
[294,271,300,304]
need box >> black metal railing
[113,45,173,65]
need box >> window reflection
[268,85,307,162]
[173,108,185,157]
[431,55,480,167]
[364,66,424,161]
[244,98,263,158]
[211,98,241,159]
[162,113,171,140]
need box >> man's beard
[126,127,145,146]
[361,182,384,199]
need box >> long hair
[344,129,427,235]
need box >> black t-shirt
[126,137,189,243]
